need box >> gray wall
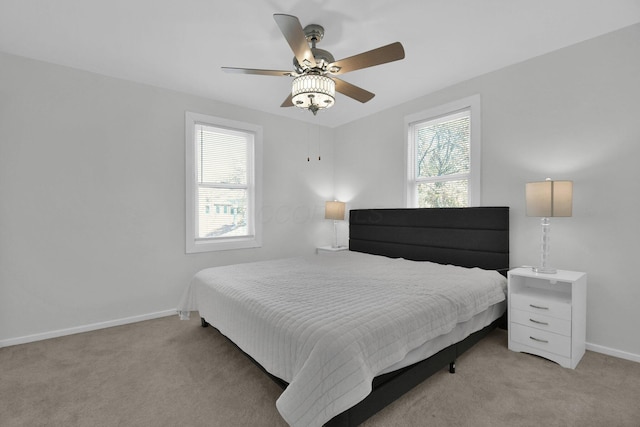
[2,23,639,360]
[0,52,335,343]
[334,24,640,359]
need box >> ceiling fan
[222,14,405,115]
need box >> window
[405,95,481,208]
[185,112,262,253]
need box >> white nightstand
[316,246,348,254]
[508,267,587,369]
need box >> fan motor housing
[293,47,335,73]
[291,24,335,73]
[303,24,325,43]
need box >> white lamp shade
[526,180,573,217]
[325,201,345,221]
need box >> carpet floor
[1,315,639,426]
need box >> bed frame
[203,207,509,426]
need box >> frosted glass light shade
[292,75,335,113]
[526,180,573,217]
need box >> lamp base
[332,220,338,249]
[534,217,556,275]
[532,266,557,274]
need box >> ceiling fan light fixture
[223,15,405,114]
[291,74,335,115]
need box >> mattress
[177,251,507,427]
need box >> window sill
[186,236,261,253]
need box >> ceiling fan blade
[334,78,375,103]
[222,67,293,77]
[328,42,405,75]
[273,14,317,69]
[280,93,294,107]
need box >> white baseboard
[3,313,639,365]
[0,309,177,348]
[586,342,640,364]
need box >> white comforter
[177,251,506,427]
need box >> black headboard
[349,207,509,273]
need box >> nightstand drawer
[511,292,571,320]
[510,323,571,358]
[510,308,572,336]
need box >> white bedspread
[177,251,506,427]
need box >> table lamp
[325,201,345,248]
[526,178,573,274]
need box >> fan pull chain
[305,124,321,162]
[317,125,321,161]
[307,124,311,161]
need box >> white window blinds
[195,124,252,240]
[405,95,481,208]
[186,112,262,253]
[414,110,471,207]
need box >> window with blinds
[405,95,481,208]
[185,112,262,253]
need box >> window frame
[404,94,481,208]
[185,112,262,253]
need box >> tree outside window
[405,95,481,208]
[415,111,470,207]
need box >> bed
[178,207,509,426]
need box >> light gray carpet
[1,315,639,426]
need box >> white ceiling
[1,1,639,128]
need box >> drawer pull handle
[529,304,549,310]
[529,318,549,326]
[530,336,549,344]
